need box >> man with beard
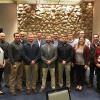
[40,35,57,91]
[58,35,73,90]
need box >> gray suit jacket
[41,43,57,67]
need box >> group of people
[0,31,100,96]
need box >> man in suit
[58,35,73,89]
[53,32,59,47]
[40,35,57,91]
[34,32,45,84]
[52,32,59,86]
[67,33,75,85]
[22,33,39,95]
[19,31,27,86]
[34,32,45,47]
[0,33,12,88]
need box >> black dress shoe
[32,89,38,93]
[10,92,16,96]
[96,89,100,93]
[5,85,9,88]
[39,88,45,93]
[17,89,22,94]
[88,84,93,88]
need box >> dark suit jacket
[58,41,73,63]
[22,42,39,65]
[0,41,12,60]
[34,39,45,48]
[41,43,57,68]
[34,39,46,60]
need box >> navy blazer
[34,39,46,60]
[22,42,39,64]
[34,39,45,48]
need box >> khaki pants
[9,62,22,93]
[4,59,11,86]
[41,68,55,89]
[24,64,38,90]
[58,62,71,88]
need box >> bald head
[0,33,6,41]
[27,33,34,43]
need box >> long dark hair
[77,37,85,48]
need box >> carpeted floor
[0,72,100,100]
[0,86,100,100]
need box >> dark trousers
[38,59,42,83]
[55,59,59,85]
[70,65,76,85]
[0,68,4,89]
[75,64,85,86]
[89,62,96,85]
[96,67,100,91]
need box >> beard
[0,39,5,43]
[46,40,51,44]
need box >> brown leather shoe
[88,83,93,88]
[10,92,16,96]
[17,89,22,94]
[26,89,31,95]
[32,89,38,93]
[39,87,45,92]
